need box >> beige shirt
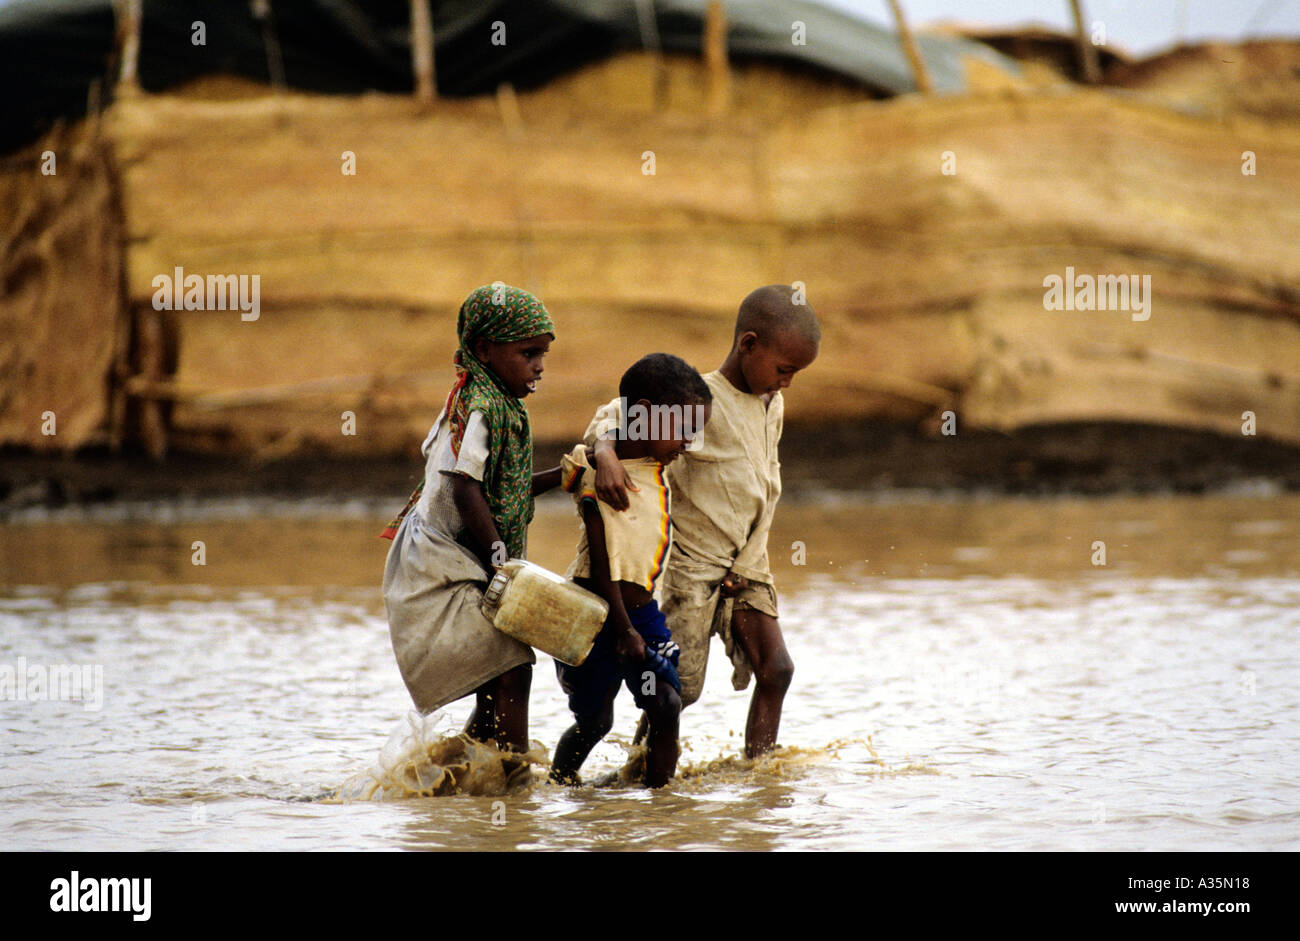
[582,370,783,584]
[562,445,673,593]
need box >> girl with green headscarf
[382,284,561,756]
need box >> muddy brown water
[2,489,1297,850]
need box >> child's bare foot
[549,767,582,786]
[503,756,533,789]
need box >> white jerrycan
[481,559,609,666]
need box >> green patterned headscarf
[382,283,554,559]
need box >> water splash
[324,712,548,801]
[580,734,938,790]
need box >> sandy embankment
[1,46,1297,493]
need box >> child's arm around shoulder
[582,398,639,512]
[591,439,640,512]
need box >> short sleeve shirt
[414,408,492,538]
[561,445,672,593]
[580,371,782,583]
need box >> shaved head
[735,284,821,348]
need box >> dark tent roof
[0,0,1018,152]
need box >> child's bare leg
[464,664,532,752]
[731,609,794,758]
[643,684,682,788]
[550,703,614,785]
[632,711,649,746]
[491,663,532,752]
[464,690,497,742]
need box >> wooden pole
[253,0,287,93]
[114,0,142,97]
[134,308,169,460]
[496,82,524,138]
[704,1,730,115]
[885,0,933,94]
[411,0,436,103]
[1068,0,1102,84]
[633,0,668,111]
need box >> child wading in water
[381,284,561,757]
[551,354,712,788]
[586,286,819,758]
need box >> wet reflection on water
[2,492,1297,850]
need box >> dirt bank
[3,45,1298,464]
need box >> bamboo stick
[135,309,169,459]
[496,82,524,138]
[1068,0,1102,84]
[633,0,668,111]
[114,0,142,97]
[411,0,436,104]
[254,0,287,93]
[705,1,731,115]
[885,0,933,94]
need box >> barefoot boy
[551,353,712,788]
[586,286,819,758]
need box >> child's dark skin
[592,328,817,758]
[451,333,560,753]
[551,399,711,788]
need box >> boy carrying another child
[551,354,713,788]
[586,286,819,758]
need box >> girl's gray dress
[382,407,535,714]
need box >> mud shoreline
[3,421,1297,518]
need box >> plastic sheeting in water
[328,711,546,800]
